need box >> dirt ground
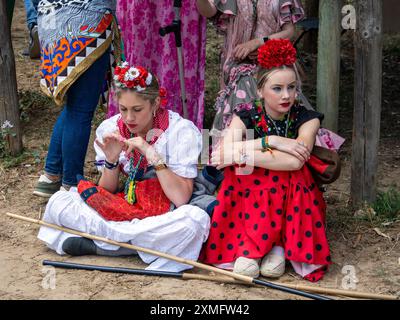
[0,0,399,300]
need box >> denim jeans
[24,0,39,29]
[44,50,110,186]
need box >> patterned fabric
[200,165,331,282]
[95,111,202,179]
[107,0,207,129]
[210,0,305,132]
[201,97,332,282]
[38,189,210,271]
[117,107,169,170]
[77,179,171,221]
[38,0,118,106]
[236,99,324,139]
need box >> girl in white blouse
[38,64,210,272]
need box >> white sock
[39,174,60,183]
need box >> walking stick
[159,0,188,119]
[43,260,399,300]
[7,212,330,300]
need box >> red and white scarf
[117,108,169,170]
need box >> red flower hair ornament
[257,39,297,70]
[114,62,153,91]
[113,62,168,106]
[158,87,168,107]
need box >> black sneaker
[29,25,40,59]
[62,237,97,256]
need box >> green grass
[383,34,400,54]
[372,186,400,222]
[203,22,222,130]
[18,90,55,123]
[0,149,40,168]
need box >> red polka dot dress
[200,101,332,280]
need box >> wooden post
[303,0,319,53]
[351,0,383,205]
[6,0,15,28]
[316,0,341,132]
[0,0,23,156]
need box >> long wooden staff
[7,212,330,300]
[43,260,398,300]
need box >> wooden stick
[43,259,398,300]
[9,213,399,300]
[7,212,331,300]
[182,274,397,300]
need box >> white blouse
[94,110,202,178]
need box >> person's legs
[24,0,37,29]
[44,109,66,178]
[61,50,110,186]
[23,0,40,58]
[33,107,65,197]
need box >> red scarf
[117,108,169,170]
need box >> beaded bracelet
[261,136,273,154]
[104,159,119,170]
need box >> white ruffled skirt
[38,189,210,272]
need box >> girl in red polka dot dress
[201,39,331,282]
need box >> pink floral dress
[210,0,305,134]
[108,0,207,129]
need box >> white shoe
[260,251,286,278]
[233,257,260,278]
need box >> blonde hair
[256,63,303,92]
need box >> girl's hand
[123,136,150,156]
[95,132,124,163]
[248,50,259,61]
[233,39,263,61]
[269,136,311,162]
[210,142,243,170]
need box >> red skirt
[200,165,331,268]
[77,179,171,221]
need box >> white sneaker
[233,257,260,278]
[260,251,286,278]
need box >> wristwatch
[154,162,168,171]
[150,157,167,171]
[263,36,269,43]
[104,159,119,170]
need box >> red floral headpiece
[114,62,153,91]
[114,62,168,106]
[257,39,297,70]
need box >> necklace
[124,133,144,205]
[263,105,291,138]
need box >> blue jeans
[24,0,39,29]
[45,50,110,186]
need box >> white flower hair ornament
[114,62,153,91]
